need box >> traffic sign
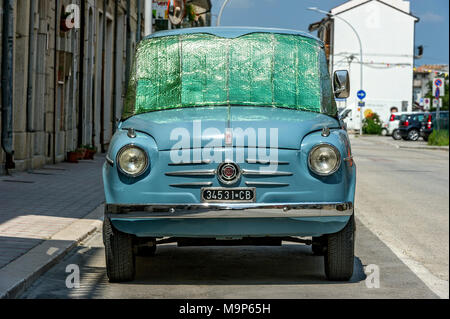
[357,90,366,100]
[433,77,445,99]
[435,87,440,99]
[358,101,365,107]
[433,98,442,108]
[424,98,430,110]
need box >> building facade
[1,0,212,175]
[309,0,419,130]
[413,64,449,109]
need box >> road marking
[356,213,449,299]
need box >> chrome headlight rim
[308,143,341,176]
[116,144,149,178]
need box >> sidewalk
[0,155,106,298]
[349,135,449,151]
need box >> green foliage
[425,80,449,111]
[362,112,383,135]
[428,130,449,146]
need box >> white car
[387,112,411,140]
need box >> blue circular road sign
[357,90,366,100]
[435,87,440,98]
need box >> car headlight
[117,145,149,177]
[308,143,341,176]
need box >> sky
[209,0,449,66]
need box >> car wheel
[423,135,429,142]
[103,217,135,282]
[380,128,388,136]
[392,129,401,140]
[408,129,419,141]
[324,214,355,281]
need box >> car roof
[143,26,323,46]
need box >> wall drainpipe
[26,0,36,171]
[112,0,118,134]
[78,0,85,147]
[1,0,15,172]
[53,0,58,164]
[100,0,106,153]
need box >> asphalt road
[20,136,448,299]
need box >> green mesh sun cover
[123,33,336,119]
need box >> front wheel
[324,215,355,281]
[380,128,388,136]
[392,129,401,140]
[103,217,135,282]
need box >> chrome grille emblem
[217,162,241,185]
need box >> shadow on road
[131,244,367,285]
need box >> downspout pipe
[1,0,15,171]
[26,0,36,133]
[125,0,131,86]
[78,0,85,147]
[112,0,118,134]
[100,0,106,153]
[136,0,141,43]
[53,0,58,164]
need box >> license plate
[201,188,256,203]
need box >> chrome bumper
[105,202,353,219]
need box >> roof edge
[142,26,323,44]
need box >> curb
[352,136,449,151]
[0,204,104,299]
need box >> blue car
[103,27,356,282]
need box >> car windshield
[122,32,336,120]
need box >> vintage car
[103,27,356,282]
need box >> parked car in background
[389,112,408,140]
[420,111,449,141]
[397,112,426,141]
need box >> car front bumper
[105,202,354,238]
[106,202,353,219]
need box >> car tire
[407,129,419,141]
[312,236,326,256]
[423,135,429,142]
[380,128,388,136]
[324,214,355,281]
[103,217,135,282]
[392,129,401,140]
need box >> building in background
[309,0,419,130]
[151,0,211,32]
[1,0,212,175]
[413,64,449,109]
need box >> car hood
[120,106,339,151]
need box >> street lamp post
[308,7,364,135]
[217,0,231,26]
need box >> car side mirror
[333,70,350,99]
[339,109,352,121]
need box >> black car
[420,111,449,141]
[398,112,426,141]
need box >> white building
[309,0,419,130]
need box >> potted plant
[76,147,87,160]
[67,151,79,163]
[84,145,97,160]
